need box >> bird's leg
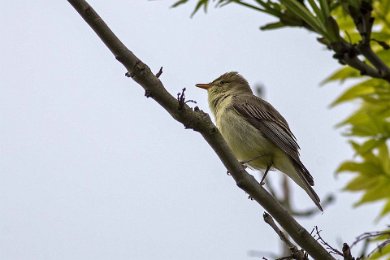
[260,164,272,185]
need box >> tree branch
[67,1,334,259]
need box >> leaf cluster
[327,0,390,220]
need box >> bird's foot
[238,161,249,169]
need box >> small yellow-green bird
[196,72,322,211]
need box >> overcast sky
[1,1,387,259]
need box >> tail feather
[299,178,323,211]
[291,170,323,211]
[292,158,314,186]
[276,156,323,211]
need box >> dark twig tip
[156,66,163,78]
[342,243,354,260]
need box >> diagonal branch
[67,1,334,259]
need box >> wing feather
[232,95,314,186]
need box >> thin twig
[263,212,308,260]
[351,230,390,248]
[313,226,343,256]
[368,239,390,258]
[156,66,163,78]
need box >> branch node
[177,88,197,110]
[116,55,124,63]
[145,89,152,98]
[236,178,247,189]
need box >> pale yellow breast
[214,100,275,170]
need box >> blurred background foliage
[173,0,390,258]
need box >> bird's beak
[195,83,212,90]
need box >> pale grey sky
[0,1,386,259]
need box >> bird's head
[196,72,253,98]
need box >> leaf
[337,111,367,128]
[336,161,381,176]
[191,0,209,17]
[378,143,390,176]
[341,110,388,138]
[376,48,390,64]
[281,0,327,35]
[358,139,386,156]
[324,16,341,42]
[336,161,360,174]
[171,0,189,8]
[321,66,361,85]
[355,180,390,206]
[369,242,390,259]
[260,22,286,30]
[307,0,324,23]
[330,83,376,107]
[379,200,390,218]
[344,175,378,191]
[318,0,329,18]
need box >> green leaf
[376,48,390,64]
[358,139,386,156]
[379,200,390,218]
[324,16,341,42]
[336,161,381,176]
[281,0,327,35]
[260,22,286,30]
[191,0,209,16]
[319,0,330,19]
[344,175,378,191]
[171,0,189,8]
[307,0,323,23]
[336,161,360,174]
[355,180,390,206]
[369,243,390,259]
[379,143,390,176]
[321,66,361,85]
[331,83,376,107]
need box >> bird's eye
[219,81,225,85]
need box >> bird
[196,71,322,211]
